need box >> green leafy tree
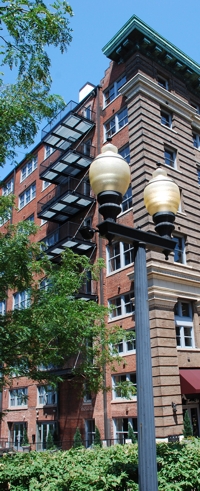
[0,0,73,167]
[0,205,125,393]
[128,422,136,443]
[73,428,83,448]
[94,426,102,447]
[183,410,193,438]
[46,430,55,450]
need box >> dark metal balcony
[37,178,94,222]
[40,142,96,185]
[40,221,96,260]
[41,100,95,151]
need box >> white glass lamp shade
[144,167,180,216]
[89,143,130,196]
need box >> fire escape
[37,99,97,299]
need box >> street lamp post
[89,142,180,491]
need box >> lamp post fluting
[89,142,180,491]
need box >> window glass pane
[164,149,175,167]
[181,303,190,317]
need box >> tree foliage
[0,207,125,393]
[0,0,73,166]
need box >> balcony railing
[37,178,94,222]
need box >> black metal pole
[134,242,158,491]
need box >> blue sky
[1,0,200,179]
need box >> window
[113,418,137,444]
[161,110,172,128]
[42,180,51,191]
[104,75,126,106]
[0,301,6,315]
[85,419,95,447]
[45,145,53,159]
[37,422,58,451]
[107,242,134,273]
[2,178,14,196]
[11,423,27,450]
[10,388,28,407]
[83,384,92,403]
[13,291,30,310]
[84,106,91,120]
[173,236,186,264]
[38,385,57,405]
[113,330,136,355]
[122,186,132,212]
[19,183,36,209]
[112,373,137,400]
[197,168,200,185]
[164,148,176,168]
[21,156,37,181]
[157,76,168,90]
[174,301,194,349]
[0,209,11,226]
[41,231,59,251]
[26,214,34,222]
[109,291,134,319]
[191,102,200,114]
[119,145,130,163]
[104,107,128,140]
[193,133,200,149]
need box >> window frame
[157,76,169,90]
[193,133,200,150]
[21,156,37,182]
[113,417,137,444]
[112,372,137,400]
[85,419,95,447]
[19,183,36,209]
[175,301,195,349]
[37,385,57,406]
[164,147,176,168]
[113,329,136,356]
[13,291,30,310]
[10,388,28,407]
[2,178,14,196]
[0,301,6,315]
[109,291,134,319]
[103,75,126,107]
[161,109,172,128]
[104,107,128,141]
[173,235,186,264]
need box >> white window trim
[112,373,137,401]
[108,292,134,320]
[13,291,30,310]
[85,419,95,448]
[112,330,136,356]
[164,147,177,169]
[106,242,134,275]
[19,183,36,209]
[113,417,137,444]
[21,157,37,182]
[157,76,169,90]
[0,301,6,315]
[9,388,28,407]
[193,133,200,150]
[37,385,57,406]
[42,180,51,191]
[2,178,14,196]
[103,75,126,108]
[161,109,172,128]
[103,107,128,141]
[45,145,53,159]
[175,302,195,349]
[173,235,186,264]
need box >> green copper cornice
[102,15,200,78]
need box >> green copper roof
[102,15,200,92]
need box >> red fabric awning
[180,369,200,394]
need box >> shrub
[73,427,83,448]
[94,426,102,447]
[46,430,55,450]
[183,409,193,438]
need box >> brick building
[1,14,200,449]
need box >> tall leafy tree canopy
[0,0,73,166]
[0,201,124,392]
